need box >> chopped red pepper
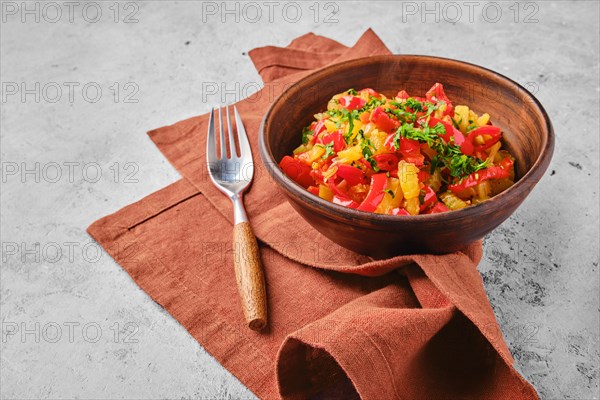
[370,107,399,133]
[279,156,314,188]
[417,170,430,182]
[401,153,425,167]
[327,179,349,198]
[447,161,512,193]
[338,95,367,110]
[453,129,474,156]
[384,133,395,150]
[395,90,410,101]
[419,185,437,211]
[424,202,450,214]
[384,132,425,165]
[307,186,319,196]
[332,195,360,208]
[425,83,454,117]
[313,119,327,134]
[309,120,327,144]
[358,158,376,177]
[336,164,367,186]
[357,173,388,212]
[372,153,399,171]
[310,164,328,185]
[321,130,346,152]
[499,157,514,171]
[428,117,454,142]
[400,138,421,155]
[467,126,502,152]
[390,207,410,216]
[383,132,420,156]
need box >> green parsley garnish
[341,109,360,143]
[405,97,423,112]
[386,107,417,123]
[362,96,386,110]
[321,142,335,159]
[418,189,426,204]
[385,98,437,125]
[301,125,313,144]
[357,131,380,171]
[326,109,343,118]
[395,122,488,178]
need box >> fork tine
[206,107,217,163]
[226,105,238,158]
[218,107,226,159]
[234,106,252,158]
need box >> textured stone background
[1,1,598,399]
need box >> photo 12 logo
[1,1,139,23]
[399,1,540,24]
[2,241,103,265]
[1,82,139,104]
[1,161,139,184]
[201,1,340,23]
[2,321,140,344]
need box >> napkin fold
[88,30,539,399]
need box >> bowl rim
[259,54,554,224]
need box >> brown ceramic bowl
[259,55,553,258]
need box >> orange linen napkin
[88,30,539,399]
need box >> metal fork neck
[231,193,248,224]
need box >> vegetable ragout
[279,83,515,215]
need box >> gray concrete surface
[1,1,598,399]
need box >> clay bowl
[259,55,553,258]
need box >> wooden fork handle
[233,222,267,331]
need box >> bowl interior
[266,55,548,183]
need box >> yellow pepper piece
[453,105,470,133]
[318,184,334,201]
[324,119,337,132]
[486,141,502,163]
[405,197,420,215]
[299,145,325,164]
[398,161,420,199]
[336,145,363,164]
[433,103,447,119]
[327,93,344,111]
[368,130,388,155]
[375,178,404,214]
[440,191,468,210]
[468,110,479,127]
[358,90,370,101]
[323,165,338,181]
[475,180,492,201]
[293,143,312,155]
[477,113,490,126]
[362,122,375,136]
[426,169,443,193]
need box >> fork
[206,105,267,331]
